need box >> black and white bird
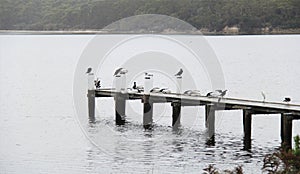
[261,91,266,102]
[150,87,161,93]
[159,88,171,94]
[206,90,227,97]
[113,68,128,76]
[132,82,144,92]
[86,67,92,74]
[175,68,183,76]
[283,97,291,103]
[183,90,193,95]
[183,90,201,96]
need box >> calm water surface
[0,34,299,174]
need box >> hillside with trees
[0,0,299,34]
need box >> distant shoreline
[1,29,300,35]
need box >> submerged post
[205,105,215,145]
[243,110,252,150]
[172,101,181,129]
[143,95,153,129]
[115,93,126,125]
[281,114,293,150]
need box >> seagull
[220,90,227,97]
[283,97,291,103]
[150,87,161,93]
[159,88,171,94]
[183,90,193,95]
[184,90,201,96]
[86,67,92,74]
[206,90,227,98]
[113,68,128,76]
[114,68,123,76]
[261,91,266,102]
[189,90,201,97]
[175,68,183,76]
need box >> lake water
[0,34,299,174]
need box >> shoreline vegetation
[1,29,300,35]
[1,0,299,35]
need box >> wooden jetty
[87,88,300,150]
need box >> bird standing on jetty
[261,91,266,102]
[175,68,183,76]
[206,90,227,102]
[207,90,227,97]
[86,67,92,74]
[159,88,171,94]
[283,97,291,103]
[150,87,160,93]
[183,90,201,96]
[132,82,144,92]
[113,68,128,76]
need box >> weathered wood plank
[94,89,300,115]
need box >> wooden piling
[172,101,181,128]
[205,105,215,145]
[143,95,153,129]
[87,90,95,122]
[243,110,252,150]
[281,114,293,150]
[115,93,126,125]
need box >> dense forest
[0,0,299,34]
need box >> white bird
[189,90,202,97]
[183,90,193,95]
[86,67,92,74]
[261,91,266,102]
[184,90,201,96]
[160,88,171,94]
[175,68,183,76]
[150,87,161,93]
[206,90,227,97]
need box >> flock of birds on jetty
[86,67,292,103]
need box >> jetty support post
[87,90,96,122]
[205,104,215,145]
[115,93,126,125]
[172,101,181,129]
[143,95,153,129]
[87,72,95,122]
[243,109,252,150]
[281,113,293,150]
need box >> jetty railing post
[205,104,215,145]
[143,95,153,129]
[243,110,252,150]
[87,90,95,122]
[115,93,126,125]
[172,101,181,129]
[281,114,293,150]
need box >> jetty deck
[88,88,300,150]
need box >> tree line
[0,0,299,34]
